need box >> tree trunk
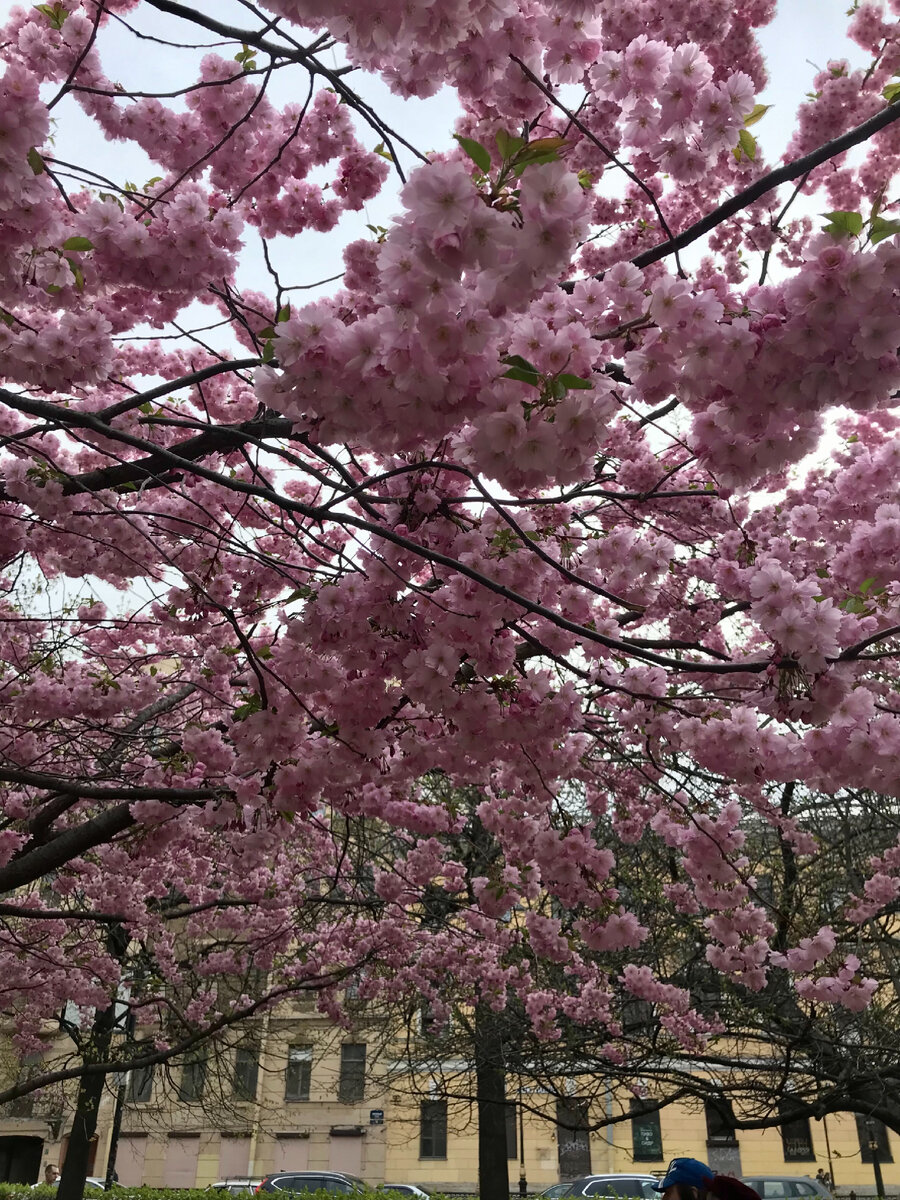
[58,927,127,1200]
[475,1003,510,1200]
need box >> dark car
[561,1176,661,1198]
[741,1178,831,1200]
[257,1174,368,1196]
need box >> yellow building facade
[0,1005,896,1196]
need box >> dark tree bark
[475,1002,511,1200]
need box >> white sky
[0,0,873,304]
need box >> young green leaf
[870,215,900,244]
[502,354,539,373]
[502,367,542,387]
[62,236,94,252]
[454,134,491,174]
[556,373,594,390]
[743,103,772,127]
[495,130,525,160]
[822,210,863,238]
[27,147,44,176]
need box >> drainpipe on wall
[606,1089,615,1172]
[246,1011,272,1179]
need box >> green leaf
[258,326,276,340]
[870,215,900,244]
[62,236,93,252]
[139,402,152,415]
[98,191,124,211]
[883,81,900,104]
[453,134,491,174]
[503,354,539,373]
[733,128,757,162]
[822,209,863,238]
[373,142,393,161]
[520,136,568,155]
[262,340,275,363]
[232,692,263,722]
[502,367,542,387]
[556,373,593,390]
[743,103,772,127]
[27,147,44,175]
[511,151,561,175]
[277,304,291,322]
[495,130,525,160]
[65,259,84,291]
[35,2,68,29]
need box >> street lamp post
[519,1085,527,1198]
[865,1120,886,1200]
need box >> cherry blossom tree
[5,0,900,1194]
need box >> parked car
[208,1182,263,1196]
[39,1180,108,1191]
[560,1175,661,1198]
[382,1187,429,1199]
[257,1173,369,1195]
[539,1187,573,1200]
[741,1178,831,1200]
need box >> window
[127,1066,153,1103]
[338,1043,365,1103]
[419,1099,447,1159]
[178,1055,207,1102]
[779,1106,814,1161]
[856,1115,894,1163]
[506,1102,517,1160]
[631,1099,663,1161]
[285,1045,312,1101]
[233,1046,259,1101]
[705,1099,738,1145]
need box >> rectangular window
[178,1055,207,1103]
[285,1045,312,1101]
[127,1066,153,1104]
[338,1043,366,1103]
[419,1100,448,1159]
[506,1102,518,1160]
[631,1099,663,1161]
[705,1099,738,1145]
[856,1116,894,1163]
[233,1046,259,1101]
[779,1106,814,1161]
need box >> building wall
[1,1017,898,1195]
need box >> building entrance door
[557,1100,591,1180]
[0,1136,43,1184]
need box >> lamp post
[865,1120,886,1200]
[519,1085,527,1198]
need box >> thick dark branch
[633,100,900,269]
[0,766,219,801]
[99,357,261,421]
[60,415,293,496]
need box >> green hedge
[0,1189,478,1200]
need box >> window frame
[630,1099,664,1162]
[419,1099,448,1160]
[233,1044,259,1101]
[127,1065,153,1104]
[338,1042,366,1104]
[285,1044,312,1102]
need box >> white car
[383,1188,430,1199]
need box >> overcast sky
[0,0,873,302]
